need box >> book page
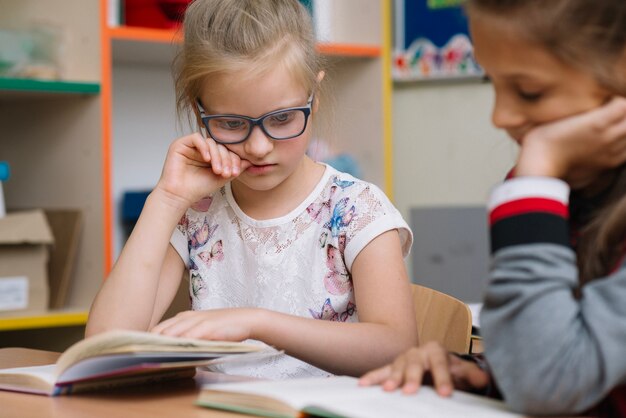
[58,349,282,384]
[201,376,523,418]
[0,364,57,394]
[56,330,265,375]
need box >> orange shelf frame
[106,26,380,57]
[107,26,182,43]
[316,43,380,58]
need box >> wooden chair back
[411,284,473,354]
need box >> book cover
[0,329,276,396]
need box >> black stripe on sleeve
[490,212,570,253]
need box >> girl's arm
[85,189,188,335]
[482,177,626,415]
[482,98,626,414]
[86,133,249,336]
[152,229,418,376]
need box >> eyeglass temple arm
[196,99,207,116]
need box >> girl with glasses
[86,0,418,379]
[361,0,626,416]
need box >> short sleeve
[170,216,190,268]
[342,183,412,270]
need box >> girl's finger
[205,137,223,174]
[188,133,211,161]
[400,360,426,394]
[230,151,242,176]
[170,135,205,164]
[382,354,410,392]
[216,144,233,178]
[358,365,393,386]
[155,316,203,337]
[428,351,453,396]
[595,97,626,130]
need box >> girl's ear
[313,71,325,113]
[317,70,325,83]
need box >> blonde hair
[174,0,331,136]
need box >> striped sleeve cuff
[488,177,570,253]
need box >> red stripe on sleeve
[490,198,568,225]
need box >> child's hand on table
[358,342,489,397]
[150,308,263,342]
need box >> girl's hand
[358,342,489,396]
[155,133,251,207]
[150,308,262,342]
[516,97,626,186]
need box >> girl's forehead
[199,67,309,114]
[470,16,562,77]
[204,65,307,95]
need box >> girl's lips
[245,163,276,175]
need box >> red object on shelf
[124,0,191,29]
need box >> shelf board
[107,26,380,65]
[317,43,381,58]
[107,26,182,43]
[0,310,89,331]
[0,78,100,96]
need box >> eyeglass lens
[207,109,306,143]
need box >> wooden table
[0,348,249,418]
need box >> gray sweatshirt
[481,177,626,415]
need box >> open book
[0,329,275,396]
[197,376,523,418]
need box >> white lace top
[170,164,412,379]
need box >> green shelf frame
[0,77,100,95]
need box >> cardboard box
[0,210,53,312]
[44,209,82,310]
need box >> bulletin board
[393,0,483,81]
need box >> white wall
[112,64,187,255]
[392,80,517,218]
[392,80,518,280]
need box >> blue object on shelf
[323,154,362,179]
[0,161,10,181]
[121,190,151,223]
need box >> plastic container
[0,162,10,218]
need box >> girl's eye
[268,111,295,124]
[517,90,544,102]
[218,119,247,130]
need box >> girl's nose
[244,126,274,158]
[491,95,527,130]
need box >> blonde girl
[87,0,417,379]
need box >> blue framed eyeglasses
[197,93,314,144]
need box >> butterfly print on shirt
[197,240,224,268]
[189,217,218,249]
[306,185,337,224]
[309,298,357,322]
[333,177,355,190]
[324,197,356,237]
[323,244,352,295]
[191,196,213,212]
[191,271,208,298]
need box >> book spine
[54,368,196,395]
